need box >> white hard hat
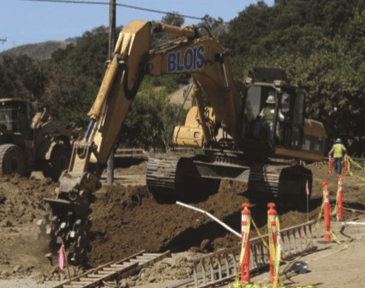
[266,95,276,104]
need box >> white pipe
[176,201,241,238]
[342,221,365,226]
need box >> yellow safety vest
[334,144,344,158]
[262,107,274,124]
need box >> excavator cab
[240,67,307,157]
[241,67,325,162]
[0,99,33,139]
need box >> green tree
[0,54,47,101]
[161,12,185,27]
[200,14,224,30]
[51,26,110,86]
[120,80,186,150]
[220,1,274,56]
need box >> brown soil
[0,158,364,286]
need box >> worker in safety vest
[256,93,284,140]
[329,138,347,175]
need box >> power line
[19,0,204,20]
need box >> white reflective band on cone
[242,215,249,222]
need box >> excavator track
[248,164,285,196]
[248,163,312,206]
[146,157,179,195]
[147,153,312,207]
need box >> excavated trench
[0,156,364,282]
[87,159,365,266]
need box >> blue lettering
[196,45,205,69]
[184,49,193,70]
[167,53,176,72]
[176,52,184,72]
[193,47,197,69]
[167,45,205,73]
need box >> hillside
[0,41,72,61]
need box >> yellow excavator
[39,21,326,264]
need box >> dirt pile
[0,174,60,282]
[88,180,248,266]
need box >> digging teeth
[77,236,82,247]
[46,225,52,235]
[41,207,91,265]
[70,256,77,265]
[37,219,45,227]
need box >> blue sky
[0,0,274,53]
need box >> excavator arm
[42,20,243,264]
[55,21,243,205]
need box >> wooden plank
[78,278,95,282]
[101,268,120,272]
[114,250,145,265]
[52,261,114,288]
[110,264,128,268]
[127,259,140,263]
[63,285,85,288]
[80,263,139,288]
[52,251,173,288]
[201,258,207,285]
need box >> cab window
[244,86,261,122]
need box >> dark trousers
[334,157,342,175]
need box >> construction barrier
[336,175,343,221]
[323,156,364,173]
[267,203,278,285]
[240,203,251,283]
[314,182,341,245]
[322,182,331,241]
[344,157,349,175]
[185,221,315,288]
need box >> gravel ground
[0,279,58,288]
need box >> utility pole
[107,0,116,185]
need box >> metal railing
[170,220,316,288]
[114,148,148,158]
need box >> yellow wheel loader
[0,98,82,181]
